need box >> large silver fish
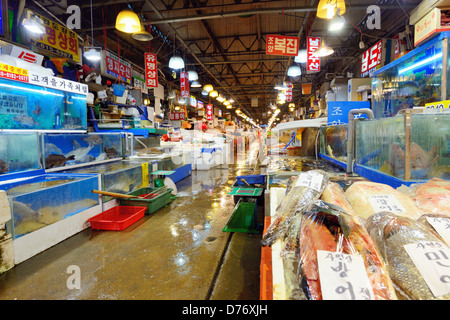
[65,139,94,162]
[11,200,42,223]
[12,115,39,128]
[366,212,450,300]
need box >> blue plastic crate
[236,174,266,186]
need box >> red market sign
[307,37,321,72]
[206,104,213,121]
[169,111,185,121]
[285,82,293,102]
[361,40,382,77]
[180,71,189,97]
[266,35,299,56]
[105,50,132,83]
[145,53,158,88]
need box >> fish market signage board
[360,40,383,77]
[0,62,88,95]
[27,10,80,62]
[404,241,450,298]
[103,50,132,84]
[266,35,299,56]
[317,251,375,300]
[0,93,27,116]
[327,101,371,126]
[425,100,450,113]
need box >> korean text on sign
[28,10,80,62]
[106,51,132,84]
[361,40,382,76]
[180,71,189,98]
[285,82,293,102]
[307,37,321,72]
[145,53,158,88]
[0,63,29,83]
[266,35,299,57]
[206,104,213,121]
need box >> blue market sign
[327,101,371,125]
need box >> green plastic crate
[119,187,173,214]
[223,200,260,233]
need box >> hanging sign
[180,71,189,97]
[105,50,132,84]
[169,110,185,121]
[27,9,80,62]
[144,53,158,88]
[286,82,293,102]
[197,100,204,109]
[0,63,29,83]
[307,37,321,72]
[266,35,299,56]
[413,8,450,47]
[361,40,383,77]
[206,104,213,121]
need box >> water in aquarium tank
[0,77,87,130]
[0,174,99,238]
[320,124,348,161]
[0,132,40,175]
[43,133,123,169]
[355,114,450,180]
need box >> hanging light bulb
[329,14,345,31]
[209,90,218,98]
[312,39,334,57]
[191,80,202,88]
[187,70,199,81]
[169,56,185,69]
[203,84,214,92]
[317,0,346,19]
[287,65,302,77]
[84,47,102,61]
[115,7,142,33]
[22,13,45,34]
[295,49,308,63]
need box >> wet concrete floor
[0,148,263,300]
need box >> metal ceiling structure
[28,0,422,121]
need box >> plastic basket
[112,84,126,97]
[119,187,173,214]
[236,174,266,186]
[88,206,145,231]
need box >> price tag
[295,171,323,192]
[368,194,407,214]
[426,217,450,247]
[404,241,450,298]
[317,250,375,300]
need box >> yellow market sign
[425,100,450,113]
[28,9,80,62]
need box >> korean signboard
[206,104,213,121]
[327,101,370,126]
[361,40,383,77]
[180,71,189,98]
[285,82,293,102]
[1,45,44,66]
[0,63,29,83]
[413,8,450,46]
[197,100,204,109]
[28,9,80,62]
[104,50,132,84]
[145,53,158,88]
[266,35,299,56]
[307,37,321,72]
[169,111,185,121]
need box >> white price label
[368,194,407,214]
[295,171,324,192]
[317,250,375,300]
[404,241,450,298]
[426,217,450,247]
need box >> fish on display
[0,159,9,174]
[65,139,94,162]
[410,143,438,178]
[11,200,42,223]
[44,143,64,156]
[45,154,75,168]
[12,115,39,128]
[82,135,103,146]
[32,103,41,116]
[104,146,118,159]
[79,154,95,163]
[385,142,405,177]
[95,153,107,161]
[366,212,450,300]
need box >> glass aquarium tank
[355,113,450,183]
[371,32,450,118]
[61,160,145,202]
[42,132,123,169]
[319,124,348,163]
[0,78,87,130]
[0,172,99,239]
[0,131,41,176]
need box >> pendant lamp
[317,0,346,19]
[287,65,302,77]
[22,13,45,34]
[191,80,202,88]
[209,90,219,98]
[169,56,185,69]
[312,40,334,57]
[187,70,199,81]
[116,8,142,33]
[203,84,214,92]
[295,49,308,63]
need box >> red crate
[88,206,146,231]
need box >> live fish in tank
[385,142,405,176]
[11,200,42,223]
[95,153,108,161]
[83,135,103,146]
[104,146,119,159]
[0,159,9,174]
[44,143,64,155]
[32,103,41,116]
[65,139,95,162]
[12,115,39,128]
[45,154,75,168]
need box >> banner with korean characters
[285,82,293,102]
[103,50,132,84]
[180,71,189,98]
[307,37,321,72]
[27,9,80,62]
[425,100,450,114]
[145,53,158,88]
[266,35,299,56]
[0,62,88,95]
[206,104,213,121]
[361,40,383,77]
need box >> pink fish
[386,142,405,176]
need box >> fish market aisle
[0,145,262,300]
